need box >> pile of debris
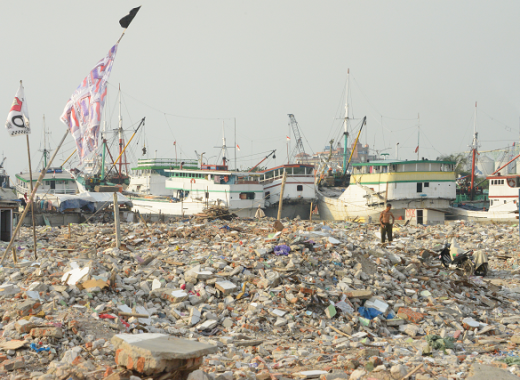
[0,219,520,380]
[195,206,237,221]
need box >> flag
[5,83,30,136]
[286,136,291,141]
[173,141,176,146]
[414,146,419,153]
[60,45,118,163]
[119,6,141,28]
[236,144,240,151]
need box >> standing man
[379,203,395,243]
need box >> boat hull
[130,197,258,220]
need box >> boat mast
[222,121,227,167]
[470,101,478,201]
[101,91,107,180]
[342,69,349,175]
[42,115,48,170]
[118,84,123,179]
[417,114,420,160]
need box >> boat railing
[135,158,199,168]
[259,173,313,184]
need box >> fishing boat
[257,163,315,219]
[316,70,457,223]
[447,105,519,221]
[127,160,264,219]
[317,159,457,222]
[14,118,78,200]
[0,156,10,188]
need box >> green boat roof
[352,160,456,167]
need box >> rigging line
[299,124,315,155]
[418,126,443,155]
[106,82,234,121]
[458,109,476,151]
[326,75,349,144]
[163,114,177,141]
[479,109,515,132]
[351,76,419,121]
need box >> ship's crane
[288,114,306,163]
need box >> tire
[475,263,488,277]
[461,260,474,277]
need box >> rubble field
[1,217,520,380]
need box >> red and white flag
[236,144,240,151]
[286,136,291,141]
[60,44,118,163]
[5,82,30,137]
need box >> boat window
[265,191,270,200]
[504,200,507,204]
[424,182,429,187]
[490,200,493,205]
[293,167,306,175]
[297,185,303,191]
[239,192,255,200]
[417,183,423,192]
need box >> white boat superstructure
[448,174,519,221]
[128,161,265,218]
[257,164,315,218]
[127,158,199,196]
[15,168,77,199]
[318,159,457,222]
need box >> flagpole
[117,29,126,44]
[25,134,38,260]
[1,127,69,265]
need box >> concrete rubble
[0,218,519,379]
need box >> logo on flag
[60,45,118,163]
[236,144,240,151]
[5,83,30,137]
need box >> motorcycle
[420,243,488,277]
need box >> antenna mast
[343,69,349,174]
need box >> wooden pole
[0,127,69,265]
[11,247,17,264]
[309,201,313,222]
[26,135,38,260]
[277,169,287,220]
[113,192,121,249]
[61,149,77,167]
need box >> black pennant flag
[119,6,141,28]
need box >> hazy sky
[2,1,520,176]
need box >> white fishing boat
[446,103,519,222]
[317,159,457,222]
[128,161,264,218]
[448,173,519,221]
[15,167,77,199]
[258,163,315,219]
[0,156,10,189]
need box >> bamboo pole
[113,192,121,249]
[26,135,38,260]
[61,149,77,167]
[309,201,313,222]
[1,128,69,265]
[276,169,287,220]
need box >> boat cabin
[15,168,77,197]
[487,174,520,211]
